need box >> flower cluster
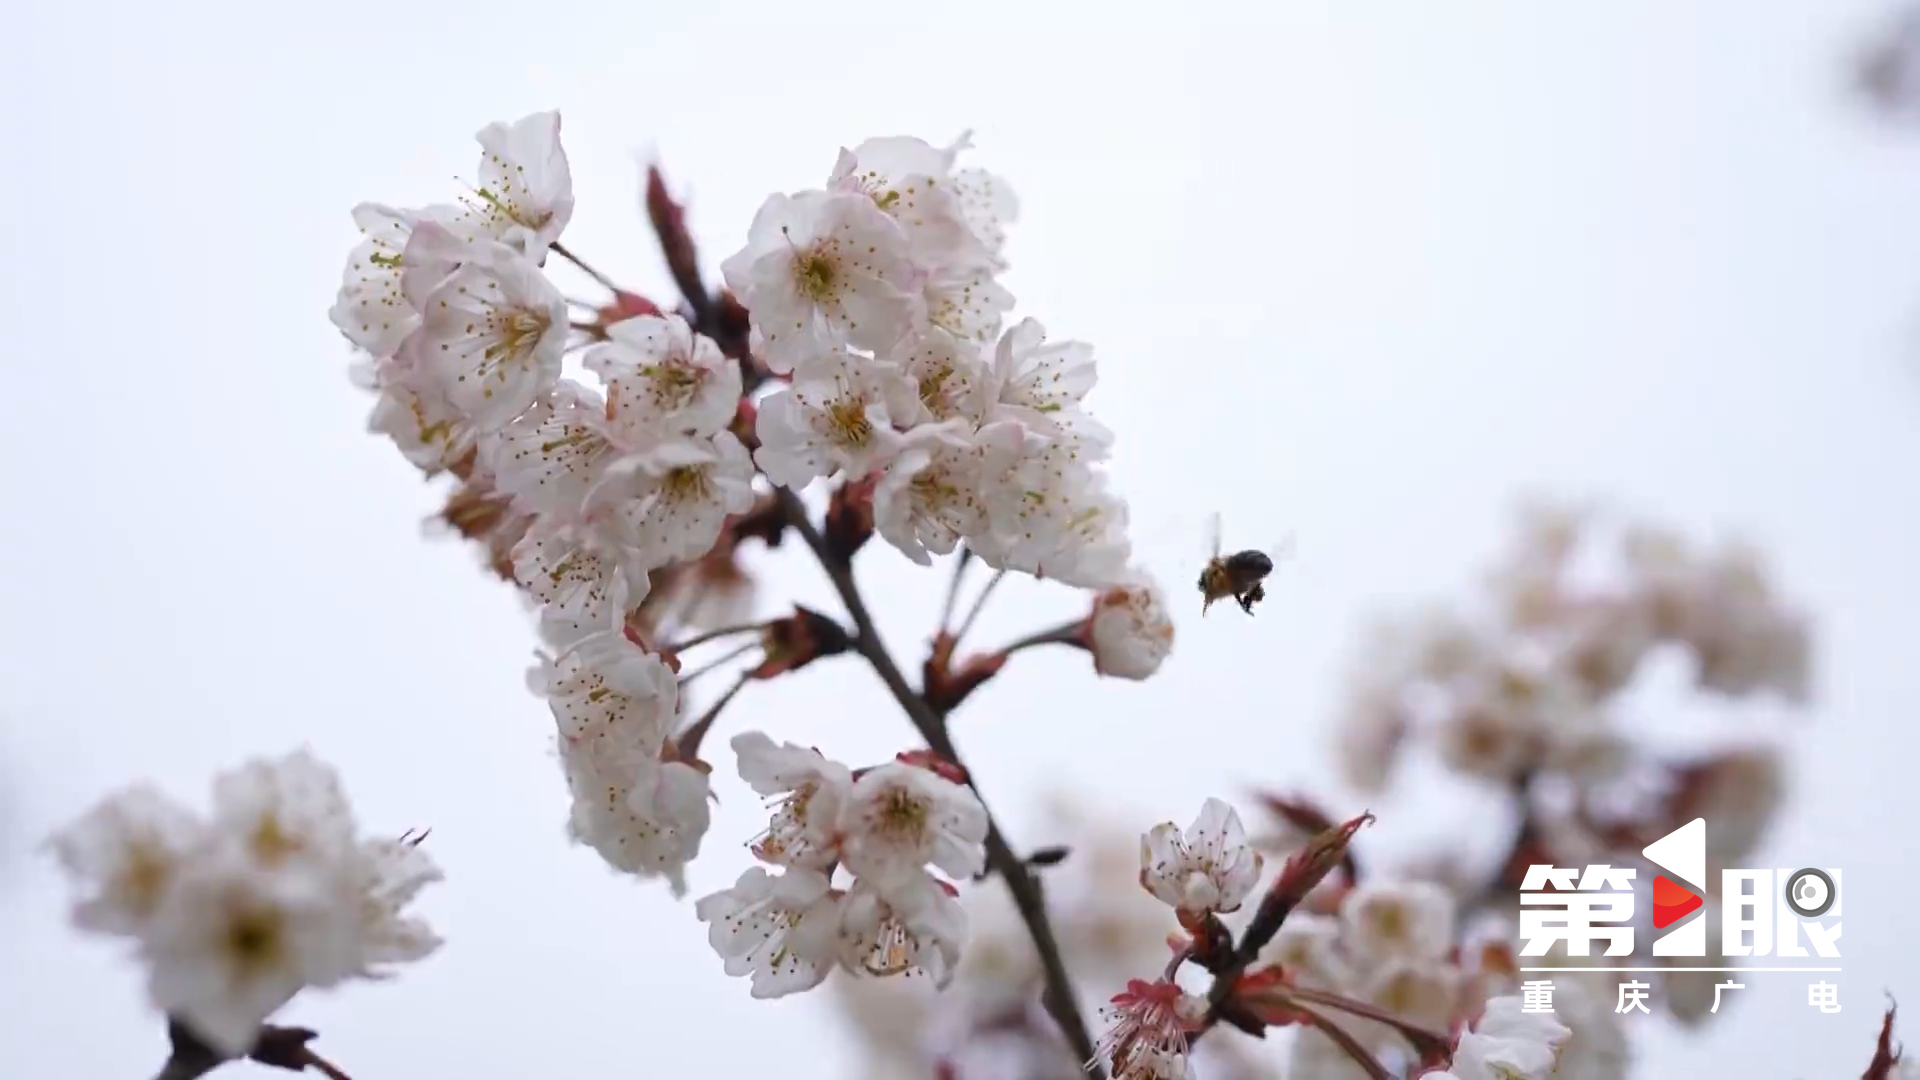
[1319,504,1815,1032]
[695,733,988,997]
[326,112,1172,913]
[529,629,712,894]
[724,136,1133,587]
[1339,500,1810,795]
[47,751,441,1056]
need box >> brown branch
[775,488,1103,1076]
[155,1020,351,1080]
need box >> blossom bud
[893,748,969,786]
[750,605,852,679]
[730,397,761,453]
[825,474,879,563]
[1242,813,1373,955]
[922,630,1008,716]
[646,164,705,313]
[583,289,663,340]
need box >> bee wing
[1205,511,1223,562]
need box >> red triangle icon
[1652,874,1704,929]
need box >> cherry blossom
[532,629,680,754]
[986,317,1112,448]
[455,110,574,262]
[1138,797,1263,917]
[732,731,854,871]
[834,873,968,988]
[47,785,205,938]
[400,229,568,432]
[48,752,442,1056]
[753,348,917,489]
[1096,979,1205,1079]
[695,867,844,999]
[510,515,651,649]
[1340,879,1456,965]
[587,314,743,440]
[1443,995,1572,1080]
[1088,571,1176,680]
[871,421,1018,565]
[719,190,922,373]
[482,381,617,516]
[593,431,757,568]
[840,762,989,887]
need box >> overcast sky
[4,3,1919,1079]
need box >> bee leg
[1237,593,1256,616]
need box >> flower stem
[938,547,976,632]
[676,640,761,687]
[665,621,767,654]
[1288,1003,1393,1080]
[775,488,1103,1077]
[550,241,621,294]
[676,670,753,762]
[996,621,1083,658]
[951,568,1007,649]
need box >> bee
[1198,512,1293,616]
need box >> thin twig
[775,488,1103,1076]
[666,621,767,653]
[994,621,1083,658]
[550,241,620,293]
[677,640,760,687]
[676,670,753,762]
[951,568,1007,649]
[938,547,975,631]
[1289,1003,1394,1080]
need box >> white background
[3,2,1918,1078]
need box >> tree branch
[775,487,1103,1076]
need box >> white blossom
[454,110,574,262]
[899,330,993,426]
[872,421,1018,566]
[357,357,473,474]
[1138,797,1263,916]
[841,762,989,887]
[482,381,617,516]
[732,730,853,870]
[1257,912,1353,992]
[47,785,205,938]
[532,629,680,755]
[561,736,710,893]
[141,846,359,1055]
[753,349,916,489]
[827,136,1016,343]
[348,837,444,973]
[594,431,757,568]
[834,873,968,988]
[1340,879,1456,965]
[510,515,651,649]
[985,317,1112,448]
[1446,995,1572,1080]
[695,866,843,999]
[329,203,444,360]
[587,314,743,440]
[981,454,1132,589]
[720,190,922,373]
[976,441,1130,586]
[400,228,568,432]
[49,753,442,1056]
[1088,570,1175,680]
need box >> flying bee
[1198,512,1294,616]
